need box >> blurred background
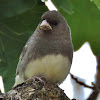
[0,0,100,99]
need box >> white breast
[25,54,71,84]
[15,54,71,86]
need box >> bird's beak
[39,19,52,30]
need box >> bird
[14,10,73,86]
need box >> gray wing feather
[16,35,34,75]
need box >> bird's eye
[49,21,58,26]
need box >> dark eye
[49,21,58,26]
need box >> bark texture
[0,76,70,100]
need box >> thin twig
[70,73,95,90]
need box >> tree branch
[0,76,72,100]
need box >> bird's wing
[16,45,27,75]
[16,35,34,75]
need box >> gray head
[38,10,71,39]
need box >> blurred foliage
[51,0,73,14]
[92,0,100,9]
[0,0,100,91]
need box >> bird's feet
[32,76,46,85]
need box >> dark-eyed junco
[14,10,73,86]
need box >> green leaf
[0,0,35,20]
[0,26,27,91]
[51,0,73,14]
[1,0,48,35]
[92,0,100,10]
[52,0,100,56]
[0,0,48,91]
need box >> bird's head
[39,10,70,36]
